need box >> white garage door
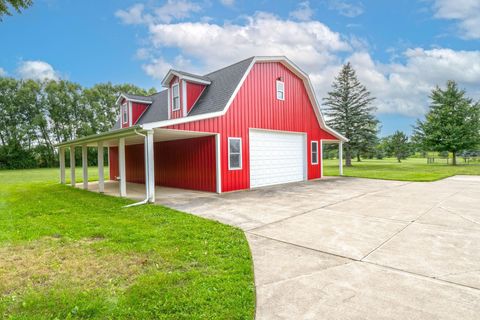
[250,130,306,188]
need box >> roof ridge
[203,56,255,77]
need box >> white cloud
[147,12,350,72]
[117,7,480,117]
[432,0,480,39]
[17,60,60,81]
[328,0,364,18]
[289,1,314,21]
[116,0,202,25]
[347,48,480,116]
[219,0,234,6]
[0,67,6,77]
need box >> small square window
[172,83,180,110]
[276,80,285,100]
[311,141,319,165]
[228,138,242,170]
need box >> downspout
[123,128,150,208]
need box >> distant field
[323,157,480,181]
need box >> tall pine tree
[323,62,378,166]
[414,80,480,165]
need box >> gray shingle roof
[136,90,169,125]
[115,57,255,128]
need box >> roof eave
[161,70,211,87]
[55,125,145,147]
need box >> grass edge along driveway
[0,168,255,319]
[324,158,480,182]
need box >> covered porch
[57,126,221,206]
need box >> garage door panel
[250,130,306,188]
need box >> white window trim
[276,80,285,101]
[122,103,128,124]
[172,83,180,111]
[311,140,319,165]
[228,137,242,170]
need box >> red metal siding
[131,102,149,125]
[166,62,338,192]
[186,82,205,113]
[107,136,216,192]
[109,147,118,180]
[154,136,216,192]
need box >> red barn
[57,57,346,202]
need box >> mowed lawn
[0,168,255,319]
[324,157,480,181]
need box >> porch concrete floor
[76,176,480,319]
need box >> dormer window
[122,103,128,124]
[276,80,285,100]
[172,83,180,111]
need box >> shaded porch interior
[59,128,220,205]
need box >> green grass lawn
[0,168,255,319]
[324,157,480,181]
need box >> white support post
[339,141,344,176]
[215,134,222,193]
[70,146,76,187]
[319,140,323,178]
[146,130,155,202]
[97,141,104,193]
[59,147,66,184]
[118,137,127,197]
[82,145,88,190]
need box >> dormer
[116,93,153,128]
[161,70,211,119]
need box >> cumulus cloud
[117,6,480,117]
[432,0,480,39]
[327,0,364,18]
[348,48,480,116]
[0,67,6,77]
[146,12,350,72]
[116,0,202,25]
[289,1,314,21]
[17,61,60,81]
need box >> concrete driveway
[158,176,480,320]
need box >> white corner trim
[215,134,222,193]
[182,80,187,116]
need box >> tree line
[323,64,480,166]
[0,77,155,169]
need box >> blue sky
[1,0,480,136]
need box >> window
[228,138,242,170]
[311,141,319,165]
[122,103,128,124]
[172,83,180,110]
[276,80,285,100]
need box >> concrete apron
[76,176,480,320]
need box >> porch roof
[56,126,216,148]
